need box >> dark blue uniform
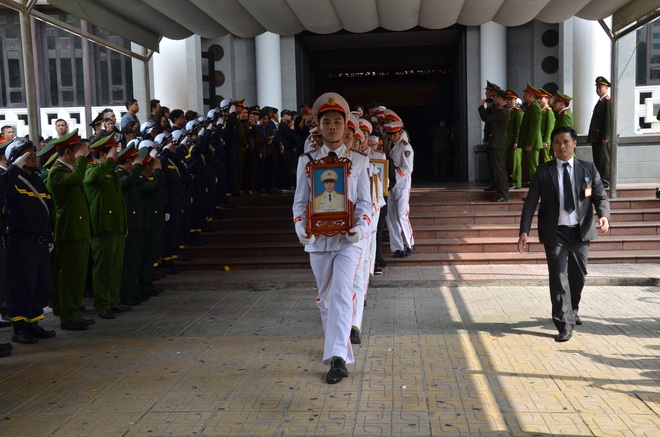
[4,165,53,324]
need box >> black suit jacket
[519,158,610,243]
[587,96,611,143]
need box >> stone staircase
[181,185,660,270]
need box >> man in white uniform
[292,92,371,384]
[385,121,415,257]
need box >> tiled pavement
[0,264,659,437]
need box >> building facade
[1,6,658,183]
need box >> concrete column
[130,42,150,113]
[255,32,282,110]
[153,38,188,110]
[480,22,507,91]
[19,1,40,143]
[573,17,611,134]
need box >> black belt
[5,229,53,244]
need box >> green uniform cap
[555,91,573,104]
[90,133,116,151]
[51,128,80,150]
[36,138,57,158]
[43,151,59,170]
[117,143,138,162]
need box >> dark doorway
[296,27,464,183]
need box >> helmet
[154,132,172,149]
[140,120,157,138]
[220,99,233,112]
[171,129,188,146]
[5,137,36,164]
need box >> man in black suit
[518,126,610,342]
[587,76,612,187]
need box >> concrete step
[177,249,660,270]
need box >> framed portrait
[305,156,354,236]
[370,158,389,197]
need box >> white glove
[346,227,363,243]
[13,151,30,168]
[165,213,171,222]
[296,227,315,245]
[149,149,158,159]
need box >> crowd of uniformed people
[478,76,611,203]
[0,94,417,360]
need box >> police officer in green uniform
[84,134,130,319]
[538,88,556,163]
[519,84,543,182]
[478,89,510,202]
[505,90,524,190]
[553,91,574,130]
[136,145,164,297]
[115,142,146,306]
[587,76,612,187]
[47,129,95,331]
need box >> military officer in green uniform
[505,90,524,190]
[47,129,95,331]
[518,84,543,182]
[136,145,164,298]
[553,91,574,130]
[115,143,146,306]
[84,134,130,319]
[538,88,556,163]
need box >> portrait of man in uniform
[313,168,346,213]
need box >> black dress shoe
[138,294,151,303]
[329,356,349,378]
[28,323,56,339]
[98,310,117,320]
[490,196,508,202]
[483,185,495,191]
[325,370,343,384]
[112,305,132,313]
[393,250,405,258]
[350,327,361,345]
[374,265,383,275]
[60,320,89,331]
[574,315,582,325]
[0,342,13,357]
[123,300,142,306]
[555,330,572,342]
[404,245,415,257]
[80,318,96,325]
[0,319,11,328]
[151,286,165,293]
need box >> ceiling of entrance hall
[47,0,653,52]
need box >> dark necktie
[563,162,575,214]
[328,151,337,157]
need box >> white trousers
[352,235,372,330]
[309,243,362,365]
[386,186,414,252]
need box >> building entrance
[297,27,466,183]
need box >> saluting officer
[505,90,524,190]
[519,83,543,182]
[136,144,165,298]
[47,129,95,331]
[157,131,185,273]
[587,77,612,187]
[84,134,130,319]
[115,142,146,306]
[478,89,510,202]
[3,138,55,344]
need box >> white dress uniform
[386,129,415,253]
[352,148,387,331]
[292,144,371,366]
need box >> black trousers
[544,226,589,332]
[591,142,610,183]
[6,236,51,321]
